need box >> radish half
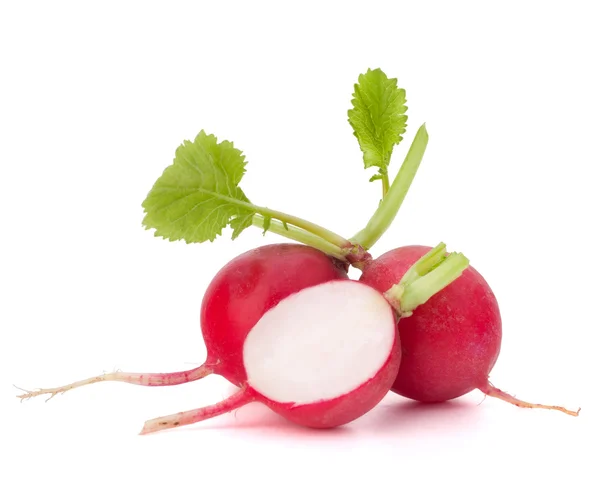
[140,279,401,434]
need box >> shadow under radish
[362,394,485,437]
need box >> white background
[1,1,598,476]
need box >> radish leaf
[141,130,255,243]
[142,130,351,253]
[348,68,408,190]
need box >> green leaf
[261,215,272,235]
[141,130,255,243]
[348,68,408,177]
[230,213,254,240]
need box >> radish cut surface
[243,280,395,405]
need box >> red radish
[140,279,400,434]
[360,244,580,416]
[17,243,348,400]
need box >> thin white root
[16,364,214,402]
[15,385,65,403]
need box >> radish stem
[384,242,469,317]
[251,215,346,261]
[351,123,429,250]
[381,174,390,197]
[251,205,352,250]
[185,190,352,251]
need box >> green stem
[384,242,469,318]
[351,123,429,249]
[398,242,447,285]
[251,216,346,261]
[203,190,353,250]
[381,174,390,197]
[253,205,351,250]
[401,253,468,313]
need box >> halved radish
[140,279,401,433]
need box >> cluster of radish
[17,68,579,435]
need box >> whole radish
[17,243,349,399]
[360,244,579,416]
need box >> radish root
[139,387,255,435]
[16,363,214,402]
[479,381,580,417]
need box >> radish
[140,279,401,434]
[359,243,580,416]
[17,243,348,400]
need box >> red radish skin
[141,279,401,434]
[360,245,579,416]
[16,243,348,401]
